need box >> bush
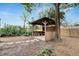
[22,32,32,36]
[38,48,55,56]
[0,25,32,37]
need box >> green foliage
[0,25,32,37]
[38,48,55,56]
[60,3,79,10]
[22,3,36,13]
[39,7,65,20]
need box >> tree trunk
[0,19,1,29]
[0,19,1,36]
[55,3,61,40]
[23,20,26,28]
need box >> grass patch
[37,48,55,56]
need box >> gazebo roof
[31,17,55,25]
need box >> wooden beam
[32,25,34,36]
[42,21,48,41]
[42,25,44,32]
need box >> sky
[0,3,24,27]
[0,3,79,27]
[65,7,79,25]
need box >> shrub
[38,48,55,56]
[0,25,32,37]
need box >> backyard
[0,3,79,56]
[0,36,79,56]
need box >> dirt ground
[0,36,33,43]
[55,37,79,56]
[0,36,79,56]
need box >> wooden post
[42,21,48,41]
[0,19,1,29]
[32,25,34,36]
[42,25,45,36]
[0,19,1,36]
[42,25,44,32]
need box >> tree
[54,3,79,40]
[21,12,27,28]
[39,7,65,25]
[54,3,61,40]
[0,18,1,37]
[26,17,35,33]
[22,3,36,13]
[22,3,36,29]
[0,18,1,29]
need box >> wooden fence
[60,27,79,37]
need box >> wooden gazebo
[31,17,56,41]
